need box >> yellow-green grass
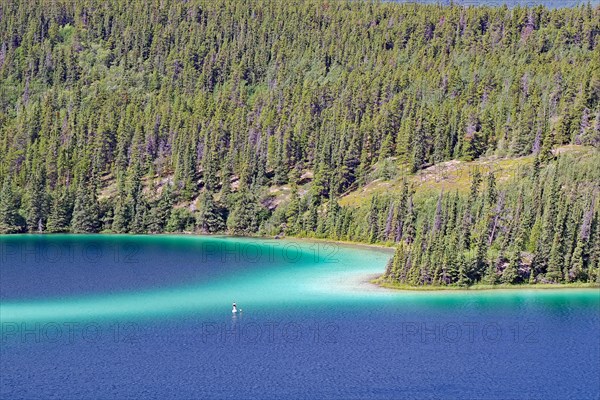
[339,145,596,208]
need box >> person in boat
[232,302,238,313]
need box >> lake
[1,235,599,399]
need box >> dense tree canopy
[382,153,600,286]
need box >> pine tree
[111,174,130,233]
[147,184,173,234]
[547,231,564,282]
[457,252,469,287]
[502,251,520,285]
[71,182,100,233]
[536,166,560,273]
[46,189,73,233]
[568,240,586,282]
[547,206,567,282]
[227,187,261,235]
[403,196,416,244]
[0,180,25,233]
[127,161,146,233]
[368,195,380,243]
[196,190,225,233]
[25,171,47,232]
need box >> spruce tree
[25,171,47,232]
[46,189,73,233]
[196,190,225,233]
[71,182,100,233]
[147,184,173,234]
[0,180,25,234]
[227,187,260,235]
[502,251,520,285]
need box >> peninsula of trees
[0,0,598,286]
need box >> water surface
[1,235,598,399]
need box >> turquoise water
[0,235,393,321]
[1,235,599,399]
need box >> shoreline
[0,231,397,253]
[370,276,600,292]
[4,232,598,292]
[274,235,396,254]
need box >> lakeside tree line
[383,154,600,285]
[0,0,599,284]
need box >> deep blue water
[1,235,599,399]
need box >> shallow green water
[0,235,395,322]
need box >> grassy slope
[339,145,596,208]
[98,145,596,219]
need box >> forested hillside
[0,0,599,285]
[382,149,600,286]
